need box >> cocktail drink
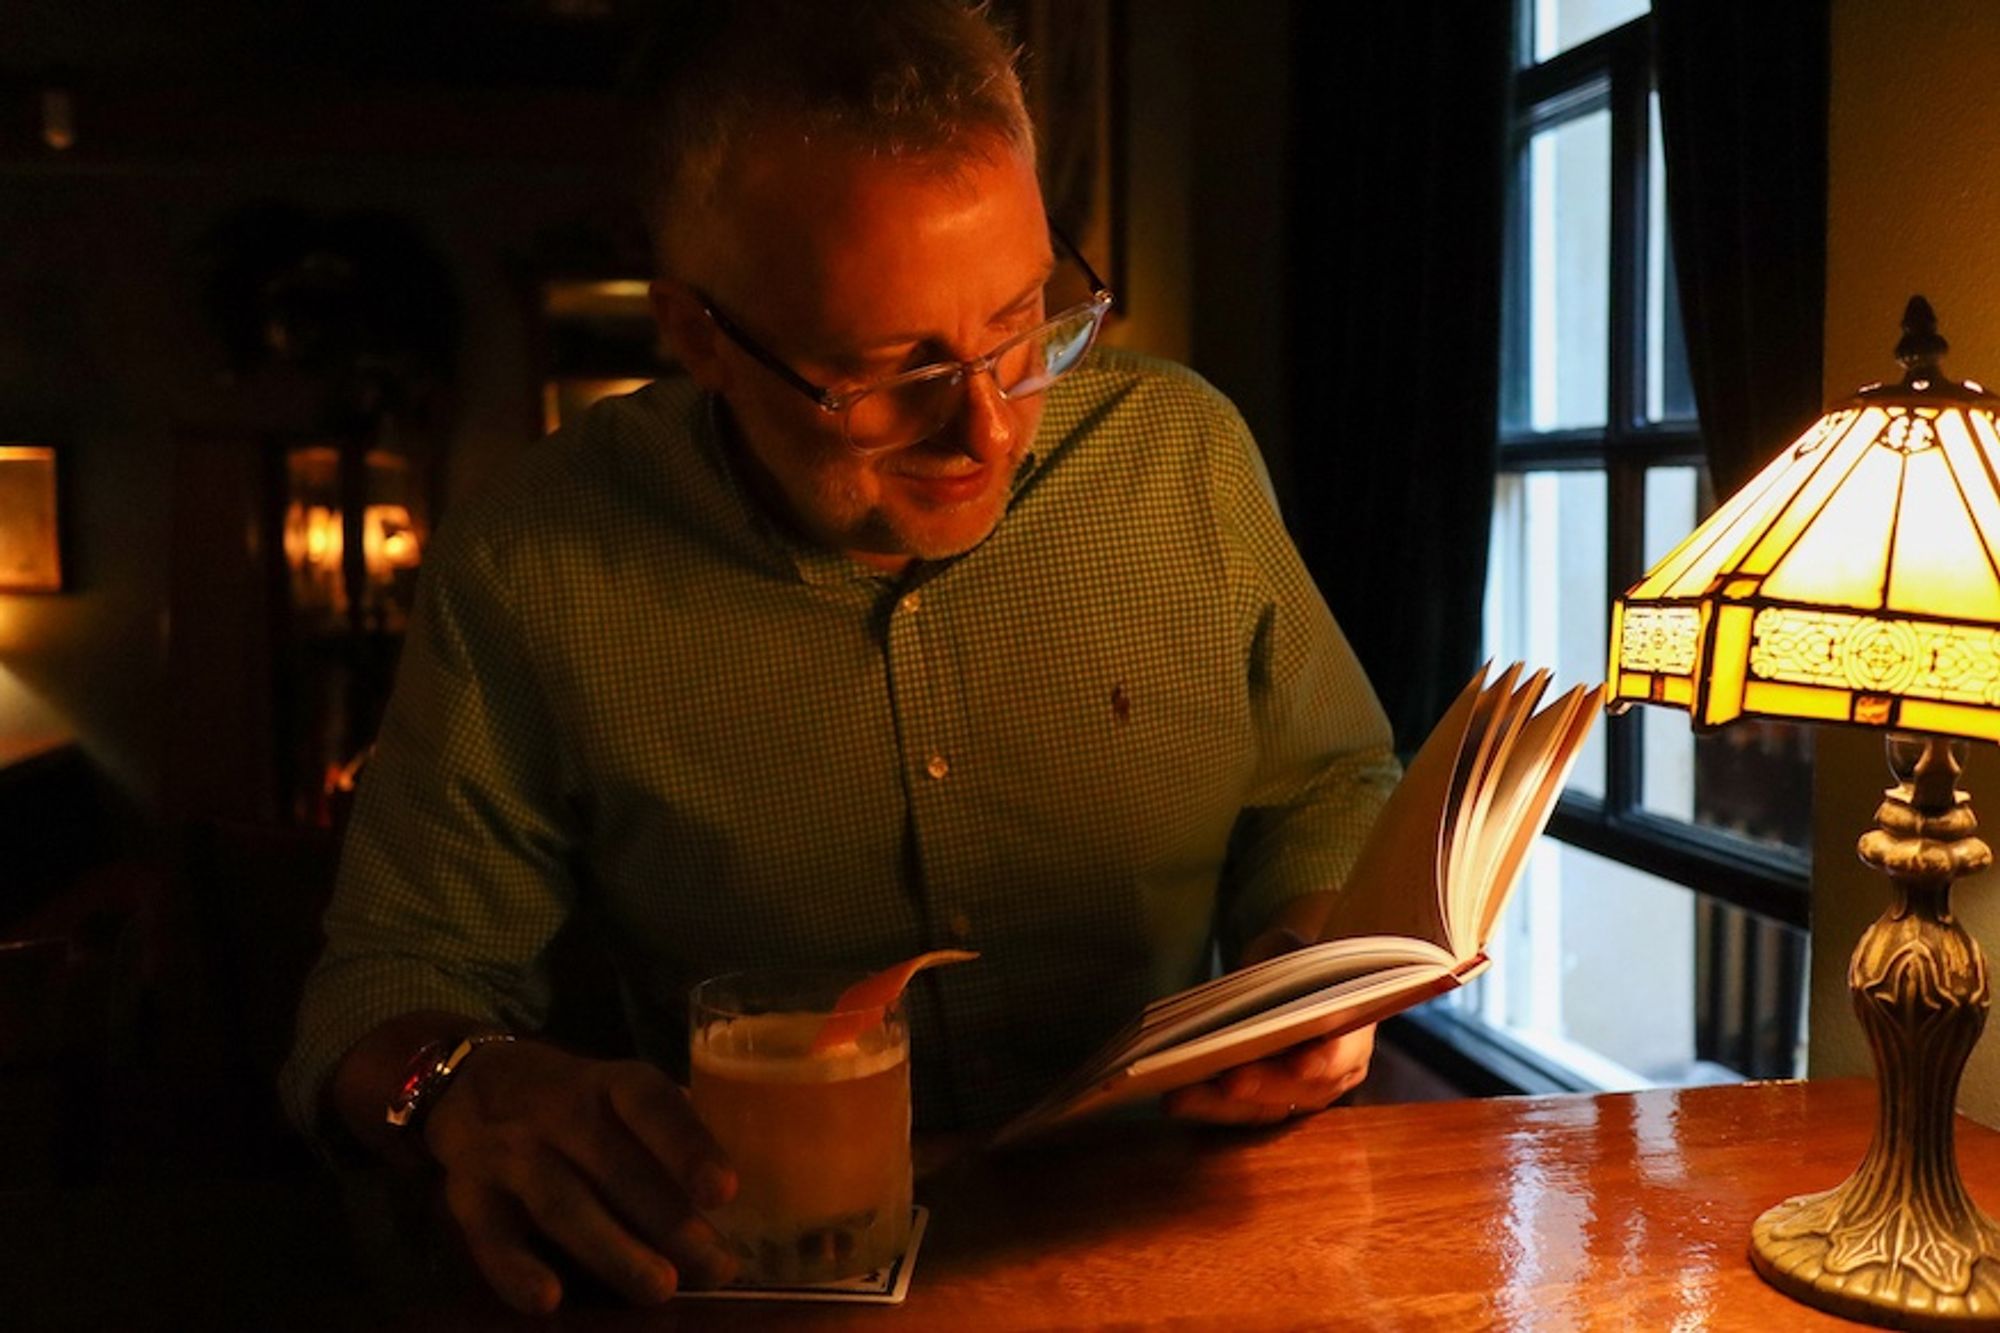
[689,971,913,1285]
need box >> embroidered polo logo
[1110,682,1131,724]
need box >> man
[282,0,1399,1315]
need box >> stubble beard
[827,447,1027,563]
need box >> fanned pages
[994,662,1603,1143]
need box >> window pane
[1443,836,1808,1085]
[1516,110,1610,432]
[1641,705,1814,855]
[1691,725,1817,852]
[1531,0,1649,64]
[1645,92,1696,423]
[1636,466,1816,854]
[1483,470,1606,798]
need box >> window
[1409,2,1812,1093]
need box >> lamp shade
[1609,301,2000,743]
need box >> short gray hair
[637,0,1034,274]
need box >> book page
[1442,668,1548,943]
[1471,683,1603,947]
[1322,666,1496,949]
[1436,665,1527,924]
[1123,934,1456,1065]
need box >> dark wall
[0,1,1300,833]
[0,0,1311,1181]
[1,6,644,823]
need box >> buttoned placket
[881,574,984,1109]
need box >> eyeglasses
[694,227,1114,455]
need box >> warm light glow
[363,504,422,577]
[39,88,75,152]
[284,503,340,571]
[1626,409,1865,601]
[1756,441,1896,606]
[1740,680,1852,724]
[1888,444,2000,617]
[1609,394,2000,739]
[1705,605,1754,722]
[283,501,424,617]
[284,504,424,576]
[1735,408,1876,580]
[0,636,76,766]
[1616,605,1699,674]
[543,377,654,434]
[542,280,652,319]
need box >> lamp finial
[1896,294,1948,381]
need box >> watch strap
[385,1031,517,1131]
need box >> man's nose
[944,370,1015,463]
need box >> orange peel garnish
[809,949,979,1054]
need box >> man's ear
[652,279,727,391]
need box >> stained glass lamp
[1608,297,2000,1327]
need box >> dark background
[0,0,1497,1185]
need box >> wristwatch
[385,1031,517,1131]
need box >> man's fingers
[1163,1082,1293,1124]
[1280,1043,1331,1081]
[606,1063,737,1207]
[1278,1027,1374,1092]
[560,1117,739,1286]
[509,1151,680,1307]
[1162,1029,1379,1124]
[426,1046,737,1308]
[1221,1060,1325,1110]
[663,1213,741,1289]
[447,1180,565,1316]
[1279,1044,1364,1087]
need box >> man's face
[686,134,1054,572]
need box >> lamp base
[1749,734,2000,1328]
[1752,1189,2000,1328]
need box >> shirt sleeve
[1214,410,1402,959]
[278,519,578,1143]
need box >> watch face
[386,1038,455,1128]
[384,1033,513,1129]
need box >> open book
[995,662,1602,1143]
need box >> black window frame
[1501,14,1810,931]
[1398,8,1812,1095]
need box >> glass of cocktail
[688,969,913,1285]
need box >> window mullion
[1600,32,1648,436]
[1607,33,1651,440]
[1601,30,1649,820]
[1604,459,1646,816]
[1500,117,1535,433]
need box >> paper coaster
[676,1206,929,1305]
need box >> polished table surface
[10,1077,2000,1331]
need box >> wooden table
[10,1078,2000,1330]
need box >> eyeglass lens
[842,303,1105,451]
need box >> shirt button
[949,911,973,942]
[925,754,950,780]
[900,591,922,613]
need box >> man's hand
[1160,1023,1375,1124]
[1162,909,1375,1125]
[420,1041,740,1313]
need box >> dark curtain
[1656,0,1830,496]
[1285,2,1512,756]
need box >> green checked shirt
[282,347,1397,1134]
